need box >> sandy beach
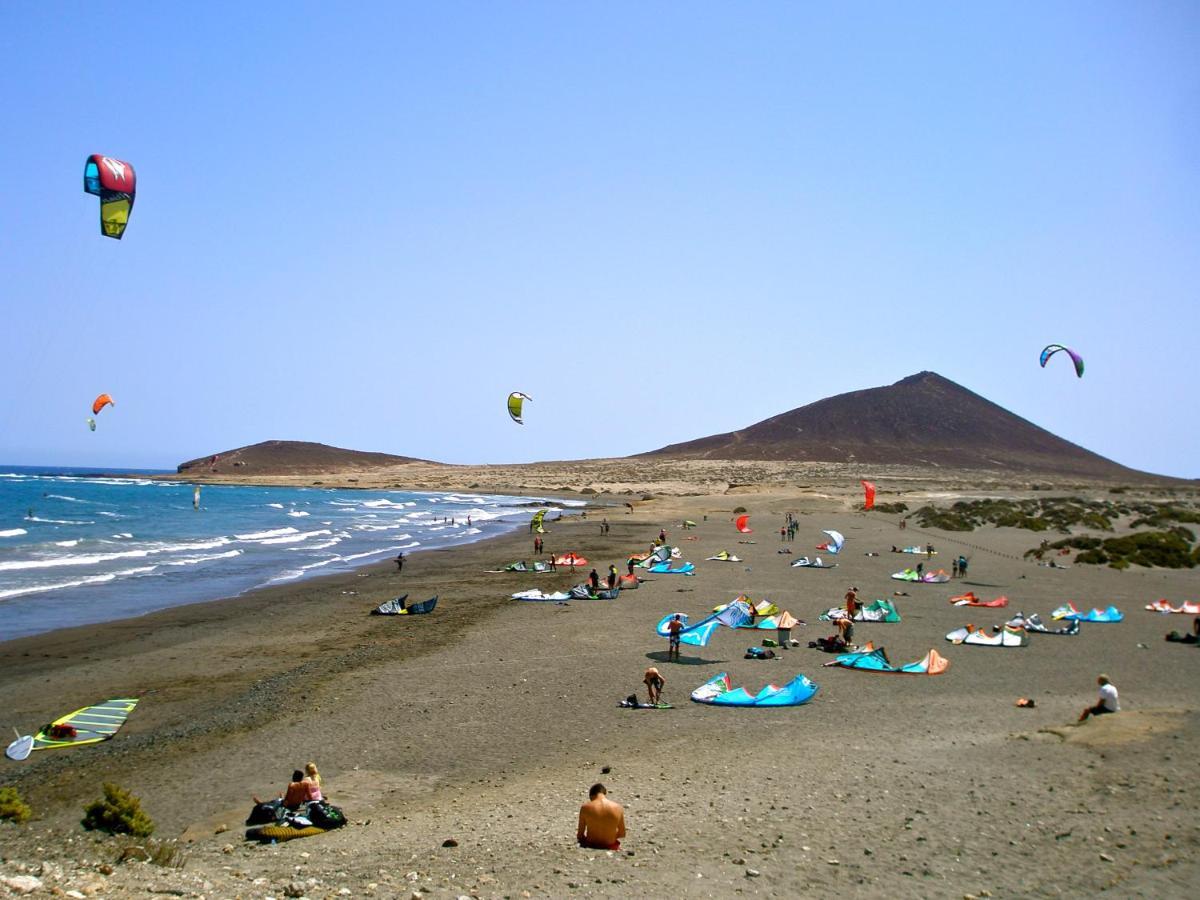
[1,468,1198,898]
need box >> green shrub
[732,506,747,515]
[0,787,31,824]
[874,502,908,514]
[1034,530,1195,569]
[82,783,154,837]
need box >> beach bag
[245,799,285,826]
[306,800,347,830]
[744,646,775,660]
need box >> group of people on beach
[254,762,323,809]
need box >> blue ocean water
[0,466,576,641]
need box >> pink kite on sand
[1145,599,1200,614]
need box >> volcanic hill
[642,371,1148,479]
[176,441,429,476]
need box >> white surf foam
[0,528,28,538]
[161,549,243,566]
[287,510,311,517]
[0,537,233,572]
[236,527,299,541]
[257,529,332,545]
[0,565,159,601]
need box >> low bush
[0,787,31,824]
[81,783,154,837]
[1028,531,1195,569]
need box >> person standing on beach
[577,784,626,851]
[395,553,405,572]
[666,614,683,661]
[548,555,556,572]
[607,565,618,589]
[658,528,667,544]
[627,557,636,576]
[844,587,860,620]
[1079,674,1120,721]
[588,568,600,591]
[958,555,968,577]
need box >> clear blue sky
[4,2,1197,477]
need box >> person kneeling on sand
[1079,674,1120,721]
[577,783,626,851]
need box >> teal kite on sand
[823,647,950,675]
[1053,603,1123,622]
[691,672,819,707]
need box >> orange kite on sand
[950,592,1009,608]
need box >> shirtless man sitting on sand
[577,783,626,850]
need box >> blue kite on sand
[691,672,819,707]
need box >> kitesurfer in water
[577,783,626,851]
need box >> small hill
[177,441,430,475]
[641,372,1151,479]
